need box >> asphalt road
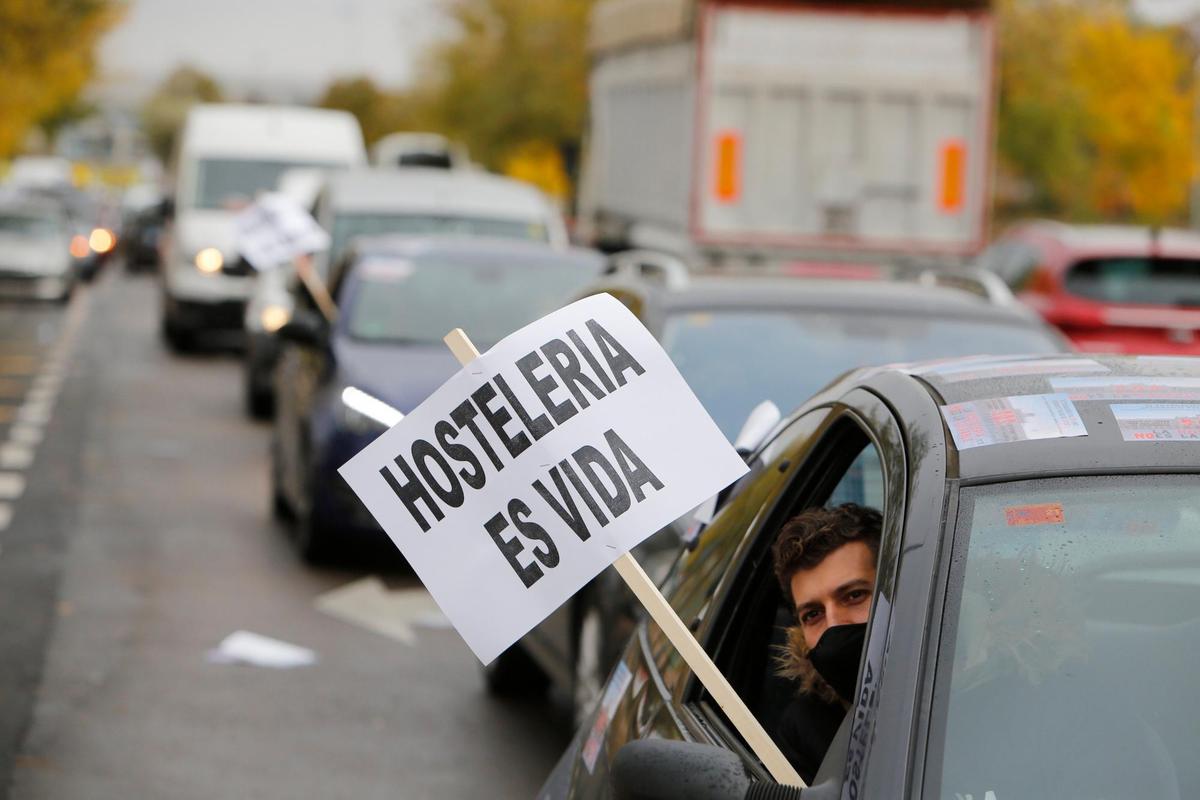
[0,266,572,799]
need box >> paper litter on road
[206,630,317,669]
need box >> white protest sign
[234,192,330,271]
[338,294,748,665]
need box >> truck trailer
[578,0,995,265]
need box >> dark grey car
[499,264,1072,723]
[541,354,1200,799]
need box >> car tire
[162,315,194,353]
[293,462,332,563]
[295,506,331,564]
[269,439,292,521]
[245,380,274,420]
[483,643,550,697]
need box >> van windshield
[193,159,330,210]
[929,475,1200,800]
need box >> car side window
[645,411,828,689]
[686,415,890,785]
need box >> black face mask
[808,622,867,704]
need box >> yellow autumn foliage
[997,0,1194,224]
[0,0,124,158]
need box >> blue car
[270,236,606,561]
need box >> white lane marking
[25,385,57,404]
[9,425,42,446]
[0,503,11,531]
[0,473,23,500]
[315,577,450,646]
[17,404,51,425]
[0,445,33,470]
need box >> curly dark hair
[772,503,883,596]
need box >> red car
[978,221,1200,354]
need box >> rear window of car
[343,254,599,348]
[660,310,1065,441]
[928,474,1200,800]
[1064,257,1200,306]
[330,212,549,265]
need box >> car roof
[835,354,1200,484]
[181,103,366,162]
[325,167,553,220]
[1008,220,1200,259]
[606,273,1042,324]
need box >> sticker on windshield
[941,393,1088,450]
[916,357,1108,383]
[1004,502,1065,526]
[582,660,633,773]
[1111,403,1200,441]
[1050,376,1200,402]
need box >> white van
[162,104,366,349]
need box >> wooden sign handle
[441,327,804,787]
[294,253,339,323]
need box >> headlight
[89,228,115,254]
[337,386,404,433]
[260,305,290,333]
[194,247,223,273]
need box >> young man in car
[770,502,881,782]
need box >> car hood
[177,210,237,260]
[334,338,460,414]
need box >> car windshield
[194,159,329,210]
[929,475,1200,800]
[1065,257,1200,306]
[330,212,548,264]
[0,212,63,238]
[344,255,597,347]
[660,310,1063,440]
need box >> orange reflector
[938,140,966,214]
[713,131,742,204]
[1004,503,1064,527]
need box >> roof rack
[603,249,691,289]
[890,260,1015,305]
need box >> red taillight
[69,235,90,259]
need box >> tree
[996,0,1195,224]
[415,0,595,193]
[140,66,224,162]
[0,0,123,157]
[316,76,415,146]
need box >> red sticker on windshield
[1005,503,1065,526]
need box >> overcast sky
[96,0,449,106]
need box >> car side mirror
[610,740,806,800]
[277,309,327,348]
[733,400,782,458]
